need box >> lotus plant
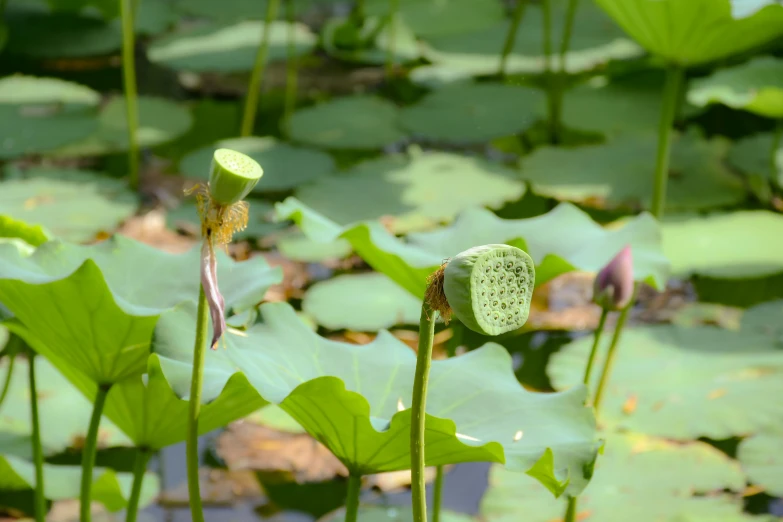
[411,244,535,522]
[241,0,281,136]
[185,148,263,522]
[120,0,140,190]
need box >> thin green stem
[354,0,365,20]
[582,308,608,386]
[186,286,209,522]
[557,0,579,73]
[80,383,112,522]
[593,287,637,414]
[29,354,45,522]
[541,0,558,142]
[125,447,151,522]
[120,0,140,191]
[240,0,281,137]
[498,0,527,77]
[770,119,782,183]
[563,495,577,522]
[344,474,362,522]
[385,0,399,79]
[650,65,684,219]
[282,0,298,133]
[0,350,16,410]
[411,304,436,522]
[432,465,444,522]
[549,0,580,143]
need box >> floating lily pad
[276,197,669,299]
[521,131,746,211]
[302,272,421,331]
[662,211,783,279]
[288,96,406,150]
[481,432,746,522]
[739,300,783,346]
[0,167,138,243]
[549,325,783,439]
[50,96,192,157]
[154,301,599,495]
[728,133,782,184]
[365,0,503,39]
[594,0,783,66]
[738,426,783,496]
[175,0,313,22]
[179,136,336,192]
[0,454,159,513]
[295,151,526,234]
[0,75,100,106]
[399,83,545,144]
[0,356,130,457]
[688,57,783,118]
[276,231,353,262]
[148,20,317,73]
[321,15,423,66]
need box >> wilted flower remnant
[593,245,634,312]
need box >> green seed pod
[443,244,535,336]
[208,148,264,206]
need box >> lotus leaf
[398,83,545,144]
[731,0,783,18]
[153,301,600,496]
[148,20,317,72]
[179,137,336,192]
[739,299,783,346]
[0,168,138,243]
[321,15,423,65]
[50,96,192,157]
[302,272,421,331]
[662,211,783,279]
[276,197,669,299]
[593,0,783,66]
[738,426,783,496]
[0,75,100,106]
[294,151,525,234]
[365,0,503,39]
[0,216,50,247]
[175,0,312,22]
[549,325,783,439]
[521,131,746,211]
[288,96,406,150]
[481,432,746,522]
[688,57,783,118]
[276,232,352,262]
[728,133,782,184]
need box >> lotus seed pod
[443,244,535,336]
[208,148,264,206]
[593,245,634,311]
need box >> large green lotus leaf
[521,132,746,211]
[0,235,281,392]
[288,96,406,150]
[0,356,130,456]
[549,325,783,439]
[153,301,600,496]
[148,20,317,73]
[738,426,783,496]
[662,211,783,279]
[179,136,336,192]
[594,0,783,66]
[50,96,192,157]
[0,454,158,512]
[0,75,100,106]
[276,231,353,262]
[688,57,783,118]
[302,272,421,331]
[739,299,783,347]
[276,198,668,299]
[175,0,314,23]
[0,168,137,243]
[728,133,782,185]
[398,83,545,144]
[321,14,423,66]
[320,505,476,522]
[481,432,746,522]
[365,0,503,39]
[414,0,642,85]
[294,151,526,234]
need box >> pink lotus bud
[593,246,634,311]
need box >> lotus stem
[28,353,45,522]
[385,0,399,79]
[411,303,436,522]
[582,307,608,386]
[432,465,444,522]
[240,0,281,137]
[563,495,577,522]
[186,286,209,522]
[125,447,151,522]
[549,0,579,144]
[593,286,637,413]
[771,119,782,183]
[282,0,298,133]
[0,350,16,410]
[354,0,365,20]
[120,0,140,191]
[557,0,578,73]
[344,474,362,522]
[498,0,527,77]
[80,383,113,522]
[651,65,684,219]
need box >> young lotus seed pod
[443,244,535,336]
[593,245,634,311]
[208,148,264,206]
